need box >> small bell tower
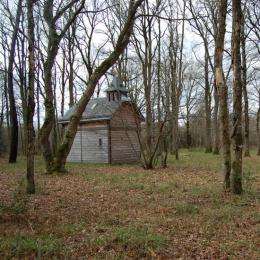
[105,76,129,102]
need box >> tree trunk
[68,24,76,108]
[186,117,191,148]
[257,106,260,156]
[172,104,179,159]
[215,0,231,190]
[1,35,10,142]
[36,14,41,154]
[8,0,23,163]
[170,43,178,157]
[231,0,243,194]
[144,22,153,165]
[212,80,220,154]
[205,50,212,153]
[164,60,171,166]
[26,0,36,194]
[241,14,250,157]
[17,25,28,155]
[61,49,66,116]
[40,58,56,173]
[36,61,41,154]
[174,2,186,159]
[157,16,163,163]
[18,116,24,153]
[0,98,4,156]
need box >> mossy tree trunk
[215,0,231,191]
[39,0,85,173]
[231,0,243,194]
[26,0,36,194]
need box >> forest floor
[0,149,259,259]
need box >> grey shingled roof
[58,98,127,123]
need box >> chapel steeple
[105,76,129,102]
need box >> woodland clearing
[0,149,259,259]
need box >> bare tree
[257,95,260,155]
[188,0,221,154]
[0,22,10,146]
[241,4,251,157]
[133,1,156,168]
[15,7,28,156]
[247,0,260,55]
[7,0,23,163]
[173,0,186,159]
[39,0,85,173]
[231,0,243,194]
[26,0,36,194]
[250,76,260,155]
[181,64,200,148]
[254,83,260,156]
[204,45,212,153]
[66,13,77,108]
[214,0,231,190]
[0,79,5,156]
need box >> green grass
[156,182,179,192]
[170,148,260,174]
[113,225,166,249]
[168,149,223,171]
[58,223,85,234]
[174,202,199,215]
[204,204,244,222]
[0,178,28,215]
[0,156,45,174]
[0,234,65,258]
[92,224,167,252]
[91,173,123,185]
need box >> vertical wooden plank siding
[111,130,140,163]
[67,122,109,163]
[80,125,83,163]
[81,126,108,163]
[67,129,82,162]
[110,104,141,163]
[108,120,112,164]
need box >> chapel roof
[58,98,129,124]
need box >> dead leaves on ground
[0,158,259,259]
